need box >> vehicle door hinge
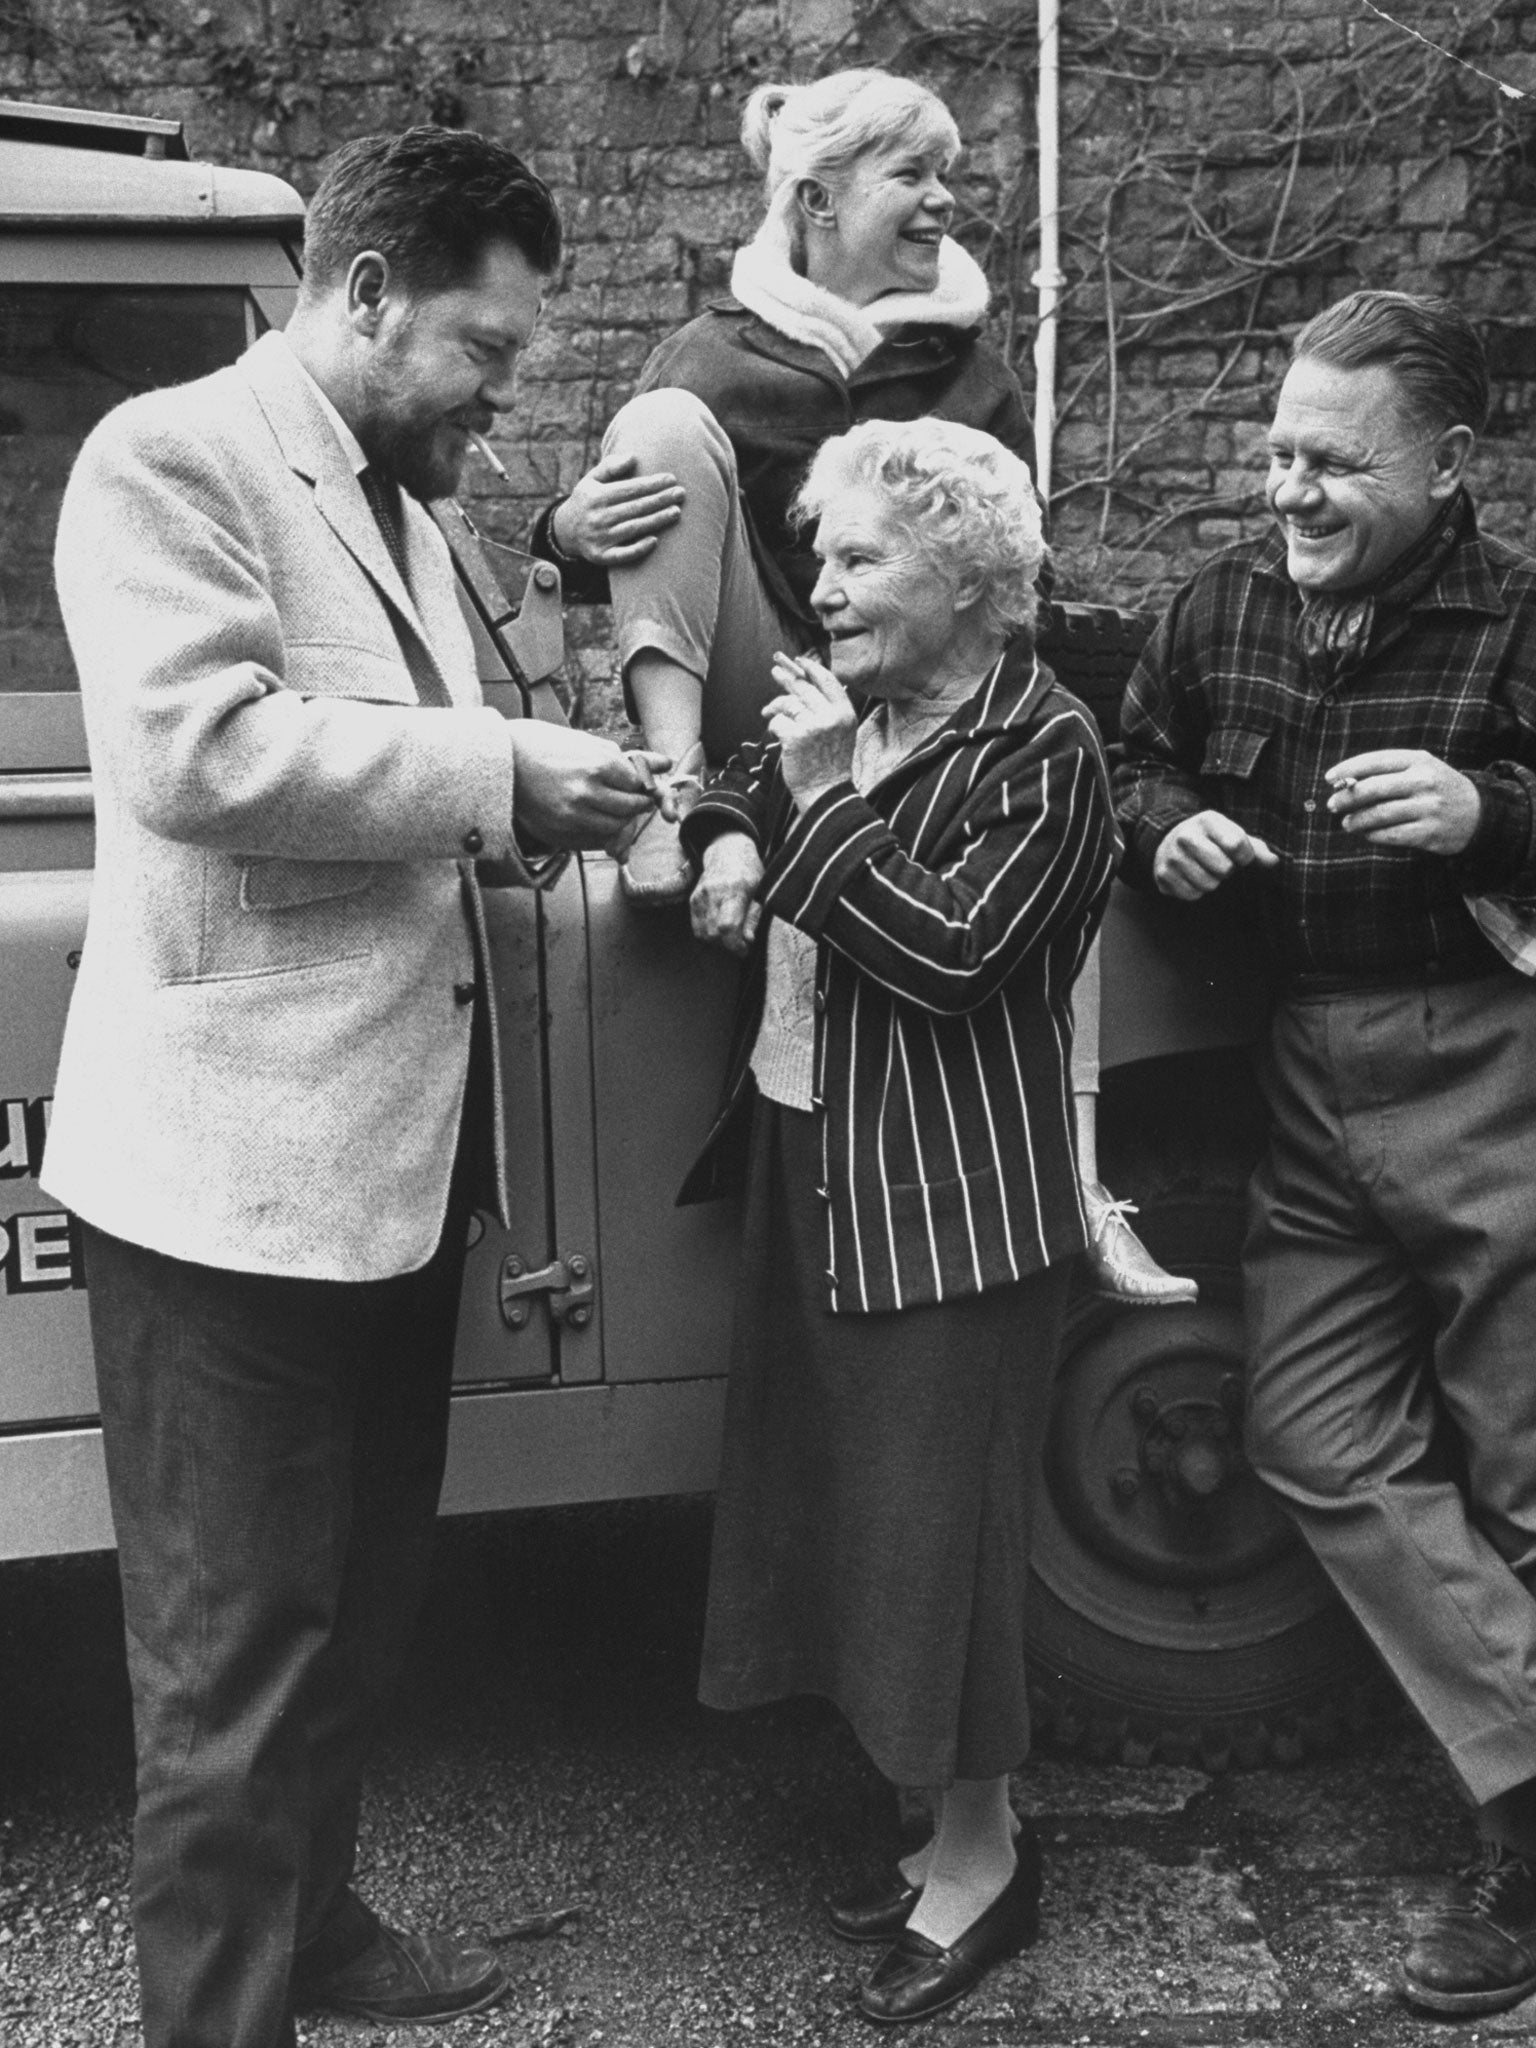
[499,1252,595,1331]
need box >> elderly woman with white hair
[675,416,1117,2025]
[535,63,1191,1304]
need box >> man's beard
[356,403,469,505]
[353,346,490,504]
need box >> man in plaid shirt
[1116,291,1536,2019]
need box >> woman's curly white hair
[792,417,1046,644]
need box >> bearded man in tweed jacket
[45,128,663,2048]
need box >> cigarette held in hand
[470,432,510,481]
[620,749,663,797]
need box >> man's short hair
[1292,290,1489,436]
[301,126,562,298]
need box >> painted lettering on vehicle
[1,1098,85,1292]
[0,1210,85,1294]
[0,1096,51,1181]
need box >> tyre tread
[1026,1664,1391,1771]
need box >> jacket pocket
[162,855,378,982]
[239,857,376,911]
[1201,727,1270,779]
[885,1162,1002,1243]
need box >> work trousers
[1244,972,1536,1807]
[83,1154,475,2048]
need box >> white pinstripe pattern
[680,642,1118,1311]
[876,1002,903,1310]
[893,1021,941,1304]
[928,1012,985,1293]
[966,1008,1021,1281]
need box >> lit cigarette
[470,432,510,481]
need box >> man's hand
[1153,809,1280,900]
[689,831,764,958]
[1325,750,1481,855]
[764,652,857,812]
[550,453,684,567]
[508,722,670,851]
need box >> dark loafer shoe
[294,1916,507,2024]
[1403,1846,1536,2016]
[827,1873,923,1944]
[858,1828,1043,2026]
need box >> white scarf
[728,179,991,380]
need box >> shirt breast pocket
[1201,727,1270,781]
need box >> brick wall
[1042,0,1536,618]
[6,0,1535,728]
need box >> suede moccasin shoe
[1082,1181,1198,1305]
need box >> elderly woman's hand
[765,652,857,811]
[690,831,765,958]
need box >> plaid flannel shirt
[1113,503,1536,987]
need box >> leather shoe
[1402,1845,1536,2016]
[827,1872,923,1944]
[858,1827,1042,2025]
[294,1906,507,2024]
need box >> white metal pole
[1033,0,1064,509]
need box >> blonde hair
[793,417,1045,643]
[740,68,960,202]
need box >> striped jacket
[678,641,1118,1314]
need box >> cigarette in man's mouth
[470,432,511,481]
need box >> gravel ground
[0,1497,1528,2047]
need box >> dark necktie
[359,465,410,594]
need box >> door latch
[499,1252,595,1331]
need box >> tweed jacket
[679,642,1118,1314]
[43,331,527,1282]
[537,299,1029,633]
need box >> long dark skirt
[698,1098,1069,1788]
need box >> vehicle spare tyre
[1025,1196,1387,1770]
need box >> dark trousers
[84,1158,474,2048]
[1243,975,1536,1813]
